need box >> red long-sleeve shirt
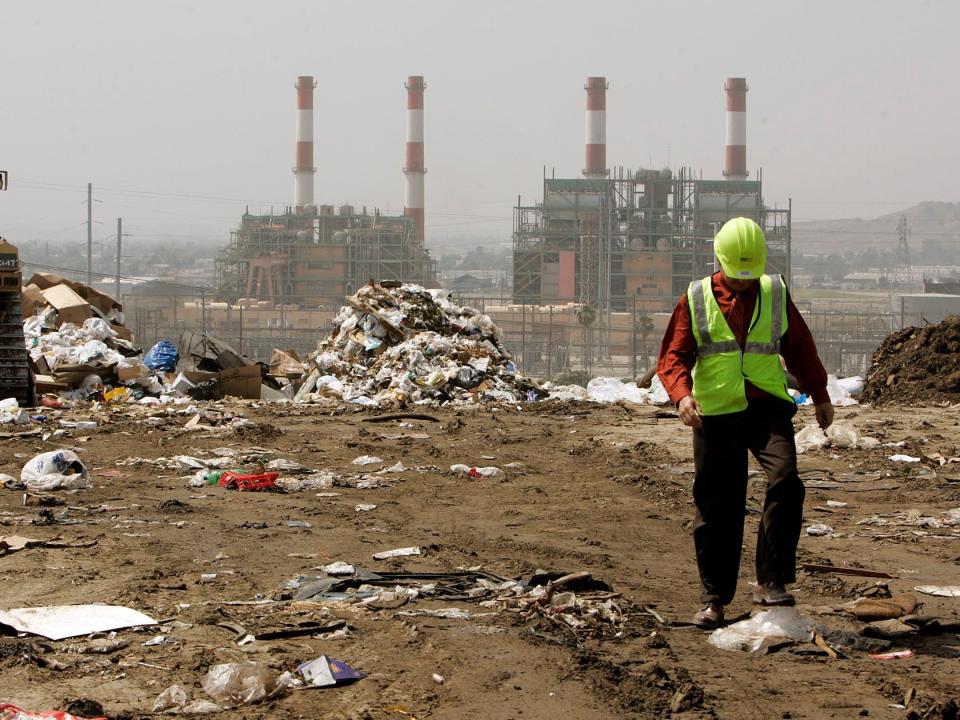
[656,272,830,407]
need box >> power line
[19,260,211,292]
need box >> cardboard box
[110,323,133,341]
[50,363,111,387]
[21,283,44,318]
[269,348,304,378]
[182,370,218,385]
[33,374,69,394]
[41,284,91,326]
[28,272,122,315]
[219,365,261,399]
[116,363,144,382]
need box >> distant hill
[793,201,960,256]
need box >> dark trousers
[692,398,804,605]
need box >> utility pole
[87,183,93,285]
[115,217,122,300]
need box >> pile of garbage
[862,315,960,405]
[21,273,138,395]
[296,282,545,406]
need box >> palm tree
[636,311,654,372]
[575,304,597,375]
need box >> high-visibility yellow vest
[686,274,792,415]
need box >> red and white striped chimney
[583,77,608,179]
[723,77,748,180]
[293,75,316,213]
[404,76,426,245]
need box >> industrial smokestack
[723,77,748,180]
[293,75,316,213]
[583,77,608,179]
[404,75,426,245]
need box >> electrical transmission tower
[889,215,915,321]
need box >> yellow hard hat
[714,217,767,279]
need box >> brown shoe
[693,602,724,630]
[753,582,795,606]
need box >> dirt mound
[862,315,960,404]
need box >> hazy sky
[3,0,958,255]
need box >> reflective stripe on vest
[688,274,784,357]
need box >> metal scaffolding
[215,207,437,308]
[513,166,791,315]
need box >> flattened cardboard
[219,365,261,399]
[41,284,90,326]
[34,374,69,393]
[20,283,44,318]
[28,272,122,314]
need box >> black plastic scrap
[362,413,441,423]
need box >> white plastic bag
[826,374,859,407]
[450,464,504,479]
[708,607,814,652]
[795,424,828,454]
[20,450,89,491]
[586,377,645,404]
[0,398,29,425]
[826,421,861,449]
[81,317,118,341]
[152,684,189,712]
[201,661,293,705]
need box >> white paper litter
[915,585,960,597]
[320,562,356,576]
[889,454,921,463]
[0,604,157,640]
[373,546,421,560]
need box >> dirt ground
[1,399,959,719]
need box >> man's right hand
[678,395,703,428]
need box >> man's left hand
[815,402,834,430]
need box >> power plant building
[512,77,791,314]
[215,75,436,308]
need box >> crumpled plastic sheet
[201,661,297,705]
[20,449,89,492]
[797,374,862,407]
[708,607,814,652]
[585,376,669,405]
[23,314,127,372]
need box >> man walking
[656,217,834,629]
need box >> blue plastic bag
[143,340,179,372]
